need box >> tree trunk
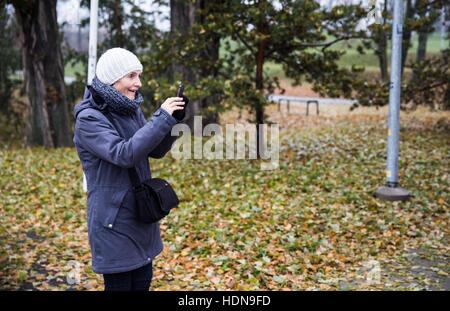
[196,0,220,126]
[22,45,54,147]
[170,0,195,82]
[14,1,49,147]
[14,0,71,148]
[42,0,72,147]
[412,0,435,85]
[170,0,220,129]
[170,0,197,130]
[110,0,125,47]
[377,33,388,81]
[377,0,388,82]
[255,40,266,159]
[197,35,220,126]
[401,0,414,77]
[15,2,52,147]
[254,1,268,159]
[416,31,428,63]
[415,0,431,64]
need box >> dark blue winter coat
[73,88,179,274]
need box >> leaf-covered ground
[0,105,449,290]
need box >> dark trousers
[103,262,153,291]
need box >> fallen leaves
[0,106,449,290]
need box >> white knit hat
[95,47,143,85]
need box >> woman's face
[113,71,142,100]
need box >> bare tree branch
[266,34,365,58]
[233,28,256,55]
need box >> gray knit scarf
[91,77,143,116]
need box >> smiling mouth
[126,90,138,99]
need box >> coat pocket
[91,187,129,229]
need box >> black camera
[172,83,189,121]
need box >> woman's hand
[160,97,185,116]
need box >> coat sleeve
[138,108,180,159]
[75,107,178,168]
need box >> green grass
[418,32,449,52]
[219,32,449,79]
[335,32,449,71]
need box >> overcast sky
[57,0,171,31]
[56,0,374,31]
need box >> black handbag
[98,105,179,224]
[128,167,179,224]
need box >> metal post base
[375,185,412,201]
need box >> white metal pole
[375,0,411,201]
[385,0,403,187]
[83,0,99,193]
[87,0,99,85]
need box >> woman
[73,47,186,291]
